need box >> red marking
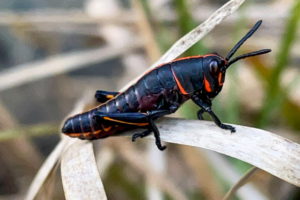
[218,73,224,86]
[108,54,223,99]
[204,76,212,92]
[103,117,149,126]
[148,54,219,73]
[172,54,216,62]
[171,68,188,95]
[68,129,103,138]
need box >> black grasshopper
[62,20,271,150]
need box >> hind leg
[93,110,171,150]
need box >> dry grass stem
[25,95,93,200]
[223,167,259,200]
[0,10,134,25]
[25,140,67,200]
[132,0,161,62]
[34,160,60,200]
[0,41,142,91]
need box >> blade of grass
[153,0,245,66]
[223,167,259,200]
[122,117,300,187]
[204,151,267,200]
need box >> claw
[220,124,236,133]
[158,145,167,151]
[131,130,151,142]
[131,133,140,142]
[155,140,167,151]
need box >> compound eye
[209,60,219,73]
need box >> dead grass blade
[204,151,267,200]
[154,0,245,65]
[0,42,141,91]
[25,139,67,200]
[61,140,107,200]
[0,10,134,25]
[223,167,259,200]
[123,118,300,187]
[34,159,61,200]
[25,95,91,200]
[132,0,161,62]
[121,0,245,91]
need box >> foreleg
[192,95,235,132]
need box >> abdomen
[62,108,129,139]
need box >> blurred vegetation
[258,0,300,129]
[0,0,299,200]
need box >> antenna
[227,49,271,67]
[225,20,262,61]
